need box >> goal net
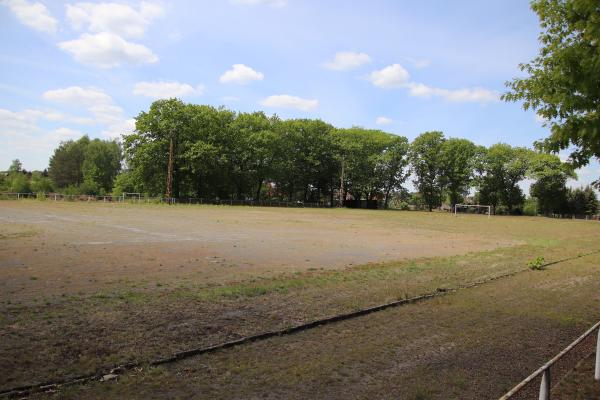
[122,192,142,202]
[454,204,491,217]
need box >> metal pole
[539,368,550,400]
[595,326,600,380]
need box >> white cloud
[368,63,496,103]
[369,64,410,88]
[4,0,58,33]
[323,51,371,71]
[21,108,94,124]
[133,81,204,99]
[58,32,158,68]
[0,108,38,133]
[43,86,113,107]
[260,95,318,111]
[407,83,498,103]
[219,64,264,85]
[87,104,125,124]
[101,118,135,139]
[0,108,87,169]
[0,108,93,132]
[51,127,83,140]
[43,86,126,125]
[406,57,430,69]
[66,2,164,39]
[375,116,392,125]
[230,0,287,7]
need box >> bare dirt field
[0,201,513,302]
[1,200,599,399]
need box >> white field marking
[72,237,243,245]
[1,211,250,243]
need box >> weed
[528,256,546,270]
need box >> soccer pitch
[1,201,599,399]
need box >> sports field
[1,201,599,399]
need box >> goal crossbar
[454,204,491,217]
[122,192,142,202]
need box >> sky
[0,0,598,190]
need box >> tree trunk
[384,188,391,209]
[329,179,334,207]
[255,178,263,201]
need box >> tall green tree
[48,136,90,188]
[410,131,445,211]
[439,138,478,208]
[567,186,598,215]
[375,135,410,209]
[503,0,600,184]
[528,153,575,214]
[126,99,190,197]
[477,144,531,213]
[8,159,22,172]
[82,139,122,193]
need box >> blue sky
[1,0,598,189]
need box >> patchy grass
[1,203,600,396]
[41,253,600,400]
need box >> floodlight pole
[166,136,174,199]
[338,158,345,207]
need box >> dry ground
[1,200,599,398]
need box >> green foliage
[48,136,89,188]
[439,138,478,207]
[477,144,531,213]
[503,0,600,177]
[528,256,546,270]
[523,197,538,216]
[7,172,30,193]
[82,139,122,192]
[334,127,409,207]
[112,171,137,196]
[48,135,121,194]
[122,100,411,203]
[27,98,585,212]
[566,186,598,216]
[528,153,575,215]
[8,159,22,172]
[410,131,445,211]
[29,171,53,193]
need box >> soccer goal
[122,192,142,202]
[454,204,491,217]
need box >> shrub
[528,256,545,270]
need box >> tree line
[2,98,597,216]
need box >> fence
[0,192,331,208]
[499,320,600,400]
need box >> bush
[528,256,545,270]
[399,201,410,210]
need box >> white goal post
[122,192,141,202]
[454,204,491,217]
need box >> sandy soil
[0,201,512,302]
[2,201,599,398]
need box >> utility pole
[338,158,345,207]
[166,136,174,199]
